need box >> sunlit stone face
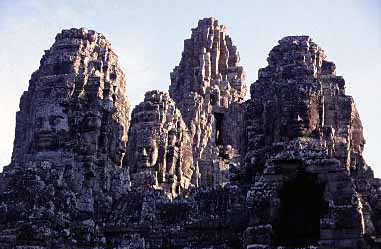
[165,129,180,180]
[32,103,69,151]
[166,129,180,162]
[167,129,178,147]
[135,139,159,170]
[110,140,126,166]
[108,125,126,166]
[283,100,319,139]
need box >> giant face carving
[167,129,178,147]
[32,103,69,151]
[83,111,102,132]
[109,126,126,166]
[135,138,159,170]
[110,140,126,166]
[80,112,102,154]
[282,99,319,139]
[126,90,194,194]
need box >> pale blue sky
[0,0,380,176]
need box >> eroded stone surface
[243,36,381,248]
[0,21,380,249]
[170,17,247,187]
[125,90,196,198]
[0,28,131,248]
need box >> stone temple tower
[0,19,380,249]
[0,28,131,247]
[170,17,247,187]
[243,36,381,248]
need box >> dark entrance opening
[274,170,327,246]
[214,112,223,146]
[210,94,217,105]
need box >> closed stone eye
[49,116,64,126]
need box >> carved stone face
[135,139,159,169]
[283,100,319,139]
[108,125,126,166]
[166,129,180,161]
[32,104,69,151]
[80,112,102,154]
[110,140,126,166]
[167,130,177,147]
[83,112,102,131]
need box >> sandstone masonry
[0,19,380,249]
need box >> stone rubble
[0,19,380,249]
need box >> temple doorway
[274,170,327,246]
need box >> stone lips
[0,19,380,249]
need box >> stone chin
[33,133,56,150]
[287,121,310,138]
[33,131,68,152]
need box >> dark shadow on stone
[214,112,223,146]
[210,94,217,105]
[274,169,327,246]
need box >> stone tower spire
[244,36,380,248]
[11,28,130,165]
[170,17,246,186]
[0,28,131,247]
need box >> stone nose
[297,114,303,122]
[41,119,52,131]
[142,147,148,156]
